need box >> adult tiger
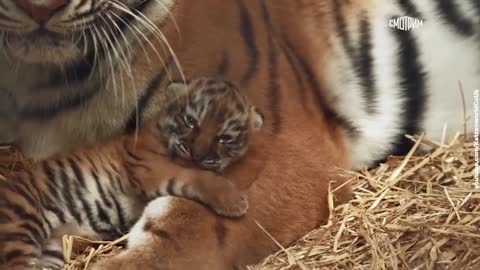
[0,0,478,269]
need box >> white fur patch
[412,0,479,140]
[127,197,174,248]
[326,2,479,169]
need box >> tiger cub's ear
[250,106,264,131]
[165,81,190,101]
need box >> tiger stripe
[260,0,282,133]
[355,15,377,115]
[397,0,424,19]
[434,0,476,37]
[125,57,173,133]
[236,0,259,85]
[390,20,427,155]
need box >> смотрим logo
[389,16,424,31]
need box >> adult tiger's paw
[91,197,228,270]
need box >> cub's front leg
[132,157,249,217]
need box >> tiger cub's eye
[183,115,197,128]
[218,134,234,144]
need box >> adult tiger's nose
[14,0,66,24]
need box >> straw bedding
[0,132,478,270]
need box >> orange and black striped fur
[0,78,265,269]
[0,0,478,269]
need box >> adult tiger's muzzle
[14,0,67,24]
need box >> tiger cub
[0,78,265,270]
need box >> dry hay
[61,235,128,270]
[0,145,32,177]
[0,132,478,270]
[252,133,479,270]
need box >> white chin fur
[6,40,82,64]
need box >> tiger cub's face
[158,78,263,172]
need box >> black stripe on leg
[166,177,176,195]
[281,37,360,138]
[4,250,30,263]
[111,171,128,194]
[57,160,83,224]
[391,19,428,155]
[73,183,112,236]
[332,2,377,114]
[434,0,475,37]
[125,57,173,133]
[0,232,37,246]
[95,200,111,224]
[123,165,141,193]
[0,212,12,223]
[125,147,142,161]
[0,193,47,240]
[277,39,308,106]
[41,249,64,261]
[260,0,282,133]
[236,0,259,84]
[43,203,66,225]
[25,169,66,224]
[14,174,39,203]
[0,181,36,207]
[67,158,87,188]
[19,223,44,245]
[332,0,355,59]
[91,169,113,208]
[214,220,228,247]
[355,15,377,114]
[108,190,128,234]
[397,0,424,19]
[42,162,56,184]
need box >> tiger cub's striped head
[158,78,263,172]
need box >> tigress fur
[0,0,478,269]
[0,78,266,269]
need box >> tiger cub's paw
[211,191,249,218]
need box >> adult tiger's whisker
[99,14,131,107]
[103,12,138,109]
[109,0,184,82]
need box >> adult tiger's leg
[92,127,352,270]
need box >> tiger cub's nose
[14,0,66,24]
